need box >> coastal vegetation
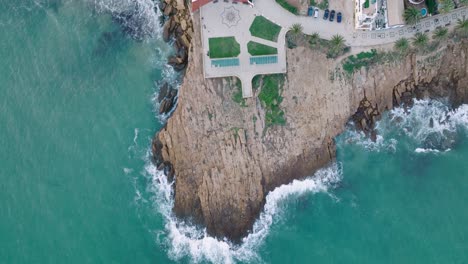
[404,7,422,25]
[275,0,298,14]
[439,0,455,13]
[208,37,240,58]
[256,74,286,128]
[247,41,278,56]
[425,0,438,14]
[433,27,449,41]
[412,32,429,49]
[289,23,303,43]
[249,16,282,42]
[287,31,349,59]
[328,35,346,58]
[232,78,247,107]
[394,37,410,54]
[342,20,468,76]
[455,18,468,37]
[342,49,378,74]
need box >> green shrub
[425,0,437,14]
[247,41,278,56]
[342,49,378,74]
[232,80,247,107]
[258,74,286,127]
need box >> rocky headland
[153,2,468,242]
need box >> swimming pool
[421,8,428,17]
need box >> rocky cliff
[153,10,468,241]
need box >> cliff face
[153,11,468,241]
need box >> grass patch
[208,37,240,58]
[258,74,286,127]
[232,79,247,107]
[275,0,298,14]
[342,49,378,74]
[249,16,282,42]
[247,41,278,56]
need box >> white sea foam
[345,100,468,152]
[344,128,398,152]
[133,128,139,145]
[144,159,342,264]
[389,100,468,150]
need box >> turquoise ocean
[1,1,468,263]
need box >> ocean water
[1,1,468,264]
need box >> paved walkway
[200,0,468,98]
[200,2,287,98]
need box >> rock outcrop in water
[152,8,468,241]
[159,0,194,71]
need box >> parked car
[323,9,329,20]
[314,8,319,18]
[307,6,314,16]
[337,12,342,23]
[329,10,335,22]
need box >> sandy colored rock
[154,11,468,241]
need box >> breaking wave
[144,159,342,263]
[343,99,468,153]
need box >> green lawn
[247,41,278,56]
[249,16,282,42]
[208,37,241,58]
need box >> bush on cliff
[258,74,286,128]
[342,49,378,74]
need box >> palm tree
[412,32,429,49]
[394,38,409,53]
[290,23,303,37]
[328,34,345,57]
[309,32,320,47]
[432,27,448,41]
[440,0,455,14]
[404,7,422,25]
[456,18,468,37]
